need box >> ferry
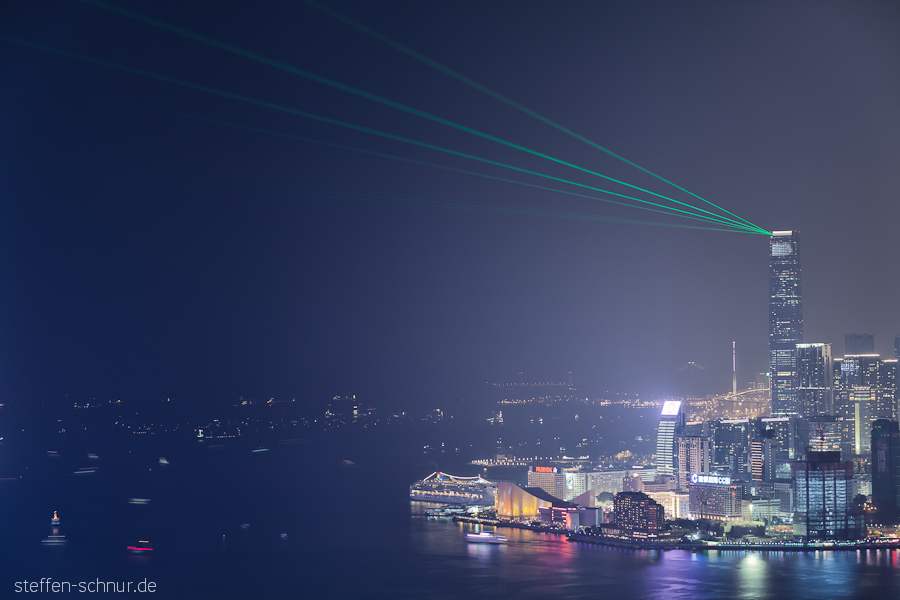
[158,457,169,465]
[42,535,67,545]
[464,531,507,544]
[51,511,60,526]
[127,541,153,553]
[409,472,497,505]
[87,453,99,459]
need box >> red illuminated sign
[534,466,554,473]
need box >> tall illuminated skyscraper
[656,401,685,477]
[769,230,803,416]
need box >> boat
[158,457,169,465]
[464,531,507,544]
[87,453,98,459]
[409,472,497,505]
[280,533,288,539]
[128,498,151,504]
[127,541,153,553]
[51,511,60,526]
[42,535,67,545]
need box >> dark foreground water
[1,438,898,599]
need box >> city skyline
[2,1,900,409]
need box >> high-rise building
[759,416,800,459]
[872,420,900,513]
[656,401,685,477]
[881,360,898,421]
[769,230,803,416]
[801,416,842,453]
[796,343,833,417]
[791,451,864,540]
[677,436,711,489]
[845,334,875,356]
[711,418,752,476]
[750,439,777,483]
[835,354,891,454]
[895,335,900,360]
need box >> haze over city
[1,1,899,599]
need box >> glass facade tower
[769,230,803,416]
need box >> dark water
[1,440,899,599]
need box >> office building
[796,343,833,417]
[769,230,803,416]
[846,334,875,356]
[687,475,743,520]
[791,451,864,540]
[711,418,752,476]
[677,436,711,489]
[835,354,894,453]
[759,417,799,459]
[750,439,777,483]
[656,400,685,477]
[895,335,900,360]
[801,416,842,453]
[872,420,900,513]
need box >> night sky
[2,1,899,409]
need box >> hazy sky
[2,0,899,407]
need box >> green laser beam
[299,0,769,235]
[0,34,763,234]
[81,166,752,233]
[76,0,763,234]
[47,85,759,232]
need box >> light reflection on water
[408,516,900,600]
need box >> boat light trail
[0,34,759,233]
[299,0,768,235]
[76,0,764,234]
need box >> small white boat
[464,531,507,544]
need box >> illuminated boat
[464,531,507,544]
[409,472,497,505]
[41,535,67,545]
[127,541,153,553]
[51,511,60,526]
[158,457,169,465]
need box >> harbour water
[1,439,898,599]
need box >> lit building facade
[791,451,864,540]
[769,230,803,416]
[613,491,665,535]
[527,466,566,500]
[687,476,743,520]
[872,420,900,513]
[677,436,711,489]
[495,482,554,519]
[796,343,833,417]
[656,401,685,477]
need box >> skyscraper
[845,334,875,356]
[792,451,864,540]
[656,401,685,477]
[769,230,803,416]
[872,420,900,513]
[796,343,833,417]
[895,335,900,360]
